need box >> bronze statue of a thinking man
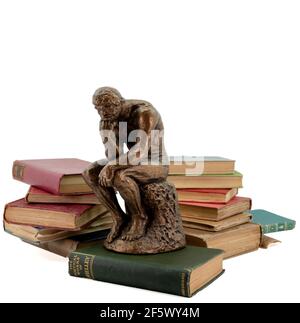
[83,87,185,254]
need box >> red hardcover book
[3,198,108,230]
[179,197,252,221]
[12,158,93,195]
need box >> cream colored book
[169,156,235,175]
[4,213,112,243]
[182,213,252,232]
[168,171,242,189]
[177,188,238,203]
[179,196,251,221]
[4,198,108,230]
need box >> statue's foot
[106,219,123,243]
[121,217,147,241]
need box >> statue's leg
[82,160,125,242]
[113,165,169,241]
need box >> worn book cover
[69,245,224,297]
[26,187,99,204]
[12,158,92,195]
[182,213,251,232]
[167,171,242,189]
[185,223,261,259]
[177,188,238,203]
[3,212,111,243]
[260,235,281,249]
[27,230,110,257]
[250,209,296,233]
[169,156,235,175]
[179,196,252,221]
[4,198,108,230]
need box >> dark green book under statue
[68,244,224,297]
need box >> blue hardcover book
[250,209,296,234]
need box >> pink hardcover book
[179,196,251,209]
[12,158,93,195]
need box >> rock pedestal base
[104,181,186,254]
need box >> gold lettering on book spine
[83,255,95,279]
[69,255,83,276]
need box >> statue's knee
[113,171,128,189]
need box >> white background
[0,0,299,303]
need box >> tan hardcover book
[260,235,281,249]
[26,187,100,204]
[177,188,238,203]
[179,197,251,221]
[38,239,83,257]
[27,234,107,257]
[3,198,109,230]
[182,213,251,232]
[3,212,112,243]
[168,171,242,189]
[185,223,262,259]
[169,156,235,175]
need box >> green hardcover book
[250,209,296,234]
[68,245,224,297]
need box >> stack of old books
[168,157,261,259]
[3,158,228,296]
[3,159,112,256]
[3,157,296,296]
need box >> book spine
[23,239,79,257]
[39,240,79,257]
[12,160,62,194]
[260,221,296,234]
[68,252,190,297]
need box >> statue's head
[93,87,124,121]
